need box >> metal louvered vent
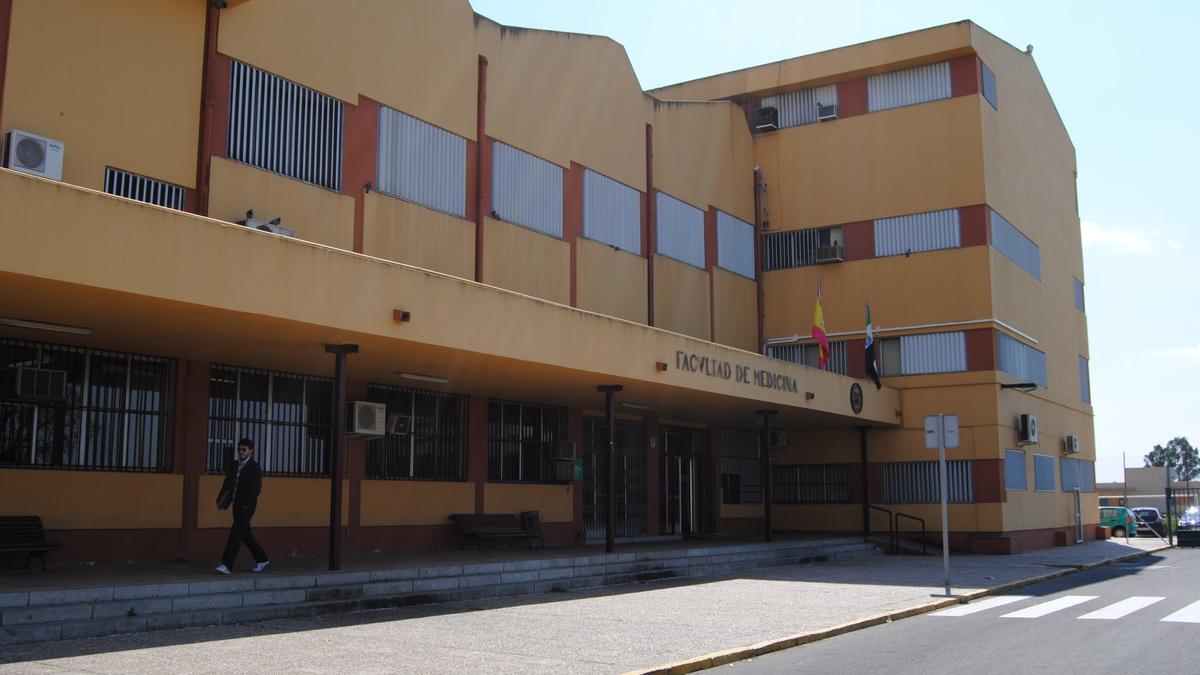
[104,168,186,210]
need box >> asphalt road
[721,547,1199,675]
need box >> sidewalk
[0,538,1170,674]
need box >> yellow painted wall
[218,0,477,139]
[776,503,1003,533]
[755,96,985,230]
[0,469,181,530]
[197,475,348,528]
[654,256,711,341]
[773,504,863,531]
[475,19,645,191]
[362,192,475,279]
[2,0,204,190]
[576,238,648,323]
[721,503,763,519]
[483,483,574,523]
[360,480,475,526]
[712,268,757,351]
[1004,484,1098,530]
[649,101,755,222]
[207,157,355,251]
[482,216,571,305]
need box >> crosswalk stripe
[931,595,1032,617]
[1079,596,1165,620]
[1001,595,1097,618]
[1161,600,1200,623]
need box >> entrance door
[660,428,712,536]
[583,418,646,539]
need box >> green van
[1100,506,1136,537]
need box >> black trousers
[222,504,268,567]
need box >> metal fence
[719,429,761,504]
[487,399,564,483]
[583,418,647,538]
[773,464,852,503]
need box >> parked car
[1100,506,1136,538]
[1132,507,1164,536]
[1179,506,1200,531]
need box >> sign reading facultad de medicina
[673,350,799,395]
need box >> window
[716,211,756,279]
[763,226,842,270]
[104,167,185,211]
[365,384,466,481]
[1061,457,1096,492]
[759,83,838,128]
[492,142,563,237]
[1033,453,1056,491]
[868,61,952,112]
[656,192,705,268]
[766,340,848,375]
[997,333,1047,388]
[990,209,1041,280]
[878,331,967,377]
[488,399,564,483]
[1079,355,1091,404]
[206,365,331,477]
[981,61,998,109]
[1074,277,1085,312]
[0,339,174,472]
[583,169,641,254]
[773,464,852,503]
[377,107,466,218]
[720,429,761,504]
[873,208,961,257]
[883,460,973,503]
[228,61,344,191]
[1004,449,1026,491]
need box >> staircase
[1,537,876,645]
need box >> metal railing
[866,504,894,552]
[895,512,928,555]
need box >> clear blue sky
[471,0,1200,482]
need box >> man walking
[216,438,270,574]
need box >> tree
[1144,437,1199,481]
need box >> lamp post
[598,385,623,553]
[325,343,358,571]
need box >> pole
[325,343,358,571]
[937,413,950,596]
[1123,452,1129,543]
[857,426,869,543]
[756,410,777,543]
[598,385,622,553]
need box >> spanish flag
[813,281,830,369]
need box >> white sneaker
[215,564,231,575]
[252,560,270,573]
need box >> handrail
[866,505,895,553]
[895,512,927,555]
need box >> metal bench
[0,516,61,570]
[449,512,542,549]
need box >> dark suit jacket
[219,458,263,510]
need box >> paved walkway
[0,538,1169,674]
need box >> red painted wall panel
[842,220,874,261]
[950,54,982,98]
[837,78,868,118]
[965,328,996,372]
[959,204,989,247]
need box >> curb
[627,545,1171,675]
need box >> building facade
[0,0,1093,562]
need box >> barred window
[868,61,951,112]
[883,460,973,504]
[228,60,344,191]
[206,365,332,477]
[716,211,755,279]
[583,169,641,254]
[0,339,173,472]
[720,429,761,504]
[377,106,467,218]
[759,84,838,128]
[873,208,960,257]
[656,192,705,268]
[997,332,1047,388]
[773,464,851,504]
[488,399,564,483]
[763,226,842,270]
[765,340,848,375]
[104,167,186,210]
[365,384,466,481]
[492,142,563,238]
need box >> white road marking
[1161,600,1200,623]
[930,595,1032,617]
[1078,596,1165,620]
[1001,595,1097,618]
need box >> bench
[0,516,61,570]
[449,512,543,549]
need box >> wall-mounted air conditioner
[769,428,790,449]
[238,216,295,237]
[1017,413,1038,445]
[348,401,386,436]
[816,103,839,121]
[386,411,411,435]
[1,367,68,402]
[814,244,845,263]
[754,106,779,131]
[1063,434,1080,454]
[5,130,65,181]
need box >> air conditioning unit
[1017,413,1038,445]
[0,367,68,402]
[816,103,839,121]
[814,244,845,263]
[754,106,779,131]
[5,130,65,181]
[238,216,295,237]
[549,458,577,482]
[1063,434,1080,454]
[348,401,386,436]
[386,411,411,436]
[769,428,790,449]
